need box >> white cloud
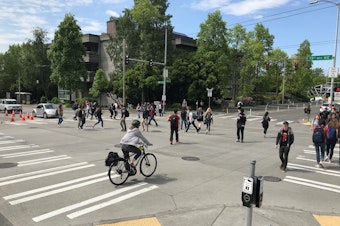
[191,0,291,16]
[106,10,121,18]
[77,17,106,33]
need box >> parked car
[32,103,57,118]
[0,98,23,113]
[320,103,334,113]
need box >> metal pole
[247,160,256,226]
[282,63,285,104]
[162,23,168,114]
[330,3,340,104]
[122,38,126,106]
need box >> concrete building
[81,18,197,105]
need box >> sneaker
[315,164,321,168]
[329,159,332,164]
[319,162,324,168]
[280,164,283,170]
[236,139,240,142]
[170,141,173,145]
[176,139,179,143]
[324,156,329,162]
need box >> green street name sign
[307,55,333,61]
[157,79,171,84]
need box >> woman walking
[204,107,213,134]
[57,104,63,127]
[93,106,103,128]
[262,111,271,137]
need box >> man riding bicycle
[120,120,153,167]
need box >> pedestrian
[185,107,198,132]
[196,107,204,133]
[236,108,246,142]
[109,103,114,119]
[158,102,163,117]
[86,101,91,118]
[204,107,213,134]
[181,98,187,109]
[148,104,158,126]
[312,120,326,168]
[168,110,180,145]
[142,106,149,132]
[77,105,86,129]
[311,114,320,131]
[180,107,187,130]
[325,116,338,164]
[90,102,97,120]
[136,103,141,119]
[262,111,271,137]
[120,105,127,132]
[57,104,63,127]
[275,121,294,172]
[93,106,103,128]
[113,102,118,119]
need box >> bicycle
[107,143,157,185]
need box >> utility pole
[122,38,126,106]
[162,23,168,114]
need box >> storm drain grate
[182,156,200,161]
[263,176,282,182]
[0,163,18,168]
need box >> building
[81,18,197,104]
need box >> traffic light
[265,62,269,70]
[125,56,129,65]
[294,61,298,70]
[149,59,153,67]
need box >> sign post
[206,88,213,108]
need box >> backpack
[105,152,119,166]
[192,112,197,120]
[313,127,325,144]
[170,115,178,127]
[328,126,337,141]
[181,110,186,119]
[197,111,203,121]
[124,110,129,117]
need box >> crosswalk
[0,132,158,224]
[283,143,340,194]
[215,114,294,125]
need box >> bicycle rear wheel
[108,160,129,185]
[140,153,157,177]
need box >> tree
[48,13,87,99]
[106,0,173,104]
[195,10,230,101]
[89,69,110,105]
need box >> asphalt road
[0,103,339,226]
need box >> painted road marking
[32,182,148,222]
[96,217,161,226]
[67,185,159,219]
[18,155,72,166]
[0,149,54,158]
[283,176,340,193]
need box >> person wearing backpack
[262,111,271,137]
[325,117,338,163]
[275,121,294,172]
[312,120,326,168]
[185,107,198,132]
[236,108,247,143]
[196,107,204,133]
[168,110,180,145]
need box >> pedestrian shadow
[128,174,177,185]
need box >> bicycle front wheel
[140,153,157,177]
[108,160,129,185]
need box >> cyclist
[120,120,153,167]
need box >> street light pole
[310,0,340,104]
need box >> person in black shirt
[275,121,294,172]
[236,108,246,143]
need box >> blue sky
[0,0,339,73]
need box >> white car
[319,103,334,112]
[32,103,58,118]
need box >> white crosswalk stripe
[0,133,159,223]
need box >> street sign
[157,79,171,84]
[328,67,339,78]
[307,55,332,61]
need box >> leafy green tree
[89,69,109,104]
[48,13,87,99]
[1,45,22,95]
[195,10,230,101]
[106,0,173,104]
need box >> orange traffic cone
[5,109,8,117]
[10,116,14,122]
[21,116,26,121]
[19,113,22,118]
[12,111,15,118]
[30,113,34,120]
[26,112,30,119]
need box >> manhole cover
[0,163,18,168]
[263,176,281,182]
[182,156,200,161]
[114,144,122,148]
[149,130,162,132]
